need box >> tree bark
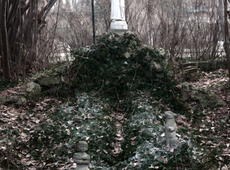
[0,0,11,80]
[224,0,230,80]
[0,0,57,80]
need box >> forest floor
[182,69,230,169]
[0,69,229,169]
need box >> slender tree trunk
[0,0,57,80]
[218,0,225,39]
[0,0,11,80]
[223,0,230,80]
[91,0,96,44]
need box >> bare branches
[39,0,57,20]
[0,0,57,80]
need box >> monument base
[110,20,128,33]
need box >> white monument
[110,0,128,32]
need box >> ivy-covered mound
[67,32,202,169]
[70,32,181,107]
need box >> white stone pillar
[110,0,128,32]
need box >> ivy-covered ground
[0,33,229,169]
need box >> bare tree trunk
[0,0,57,80]
[218,0,225,39]
[0,0,11,80]
[223,0,230,79]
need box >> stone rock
[76,165,90,170]
[29,62,70,88]
[76,141,88,152]
[0,96,8,104]
[74,153,90,162]
[16,96,27,105]
[37,76,62,87]
[26,82,41,95]
[75,159,90,165]
[0,95,26,105]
